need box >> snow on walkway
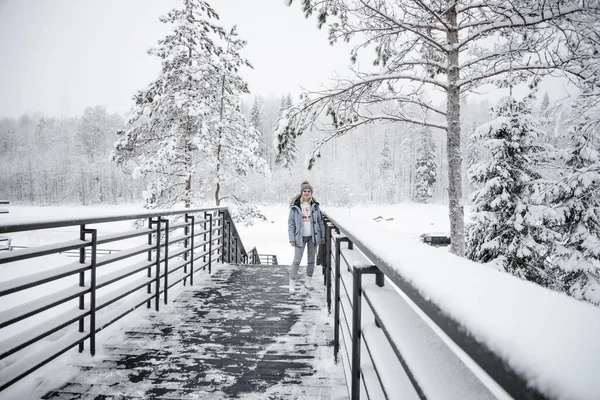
[40,264,346,400]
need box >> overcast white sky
[0,0,352,118]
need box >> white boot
[304,276,313,289]
[289,278,296,293]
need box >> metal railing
[0,206,252,391]
[322,212,549,400]
[258,254,278,265]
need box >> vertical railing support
[78,224,86,353]
[183,214,189,284]
[218,210,226,263]
[149,217,162,311]
[83,228,98,356]
[205,211,213,274]
[351,266,364,400]
[334,236,350,362]
[187,214,195,284]
[146,217,153,309]
[325,222,332,313]
[234,237,238,264]
[161,217,169,305]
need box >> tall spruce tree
[274,94,298,169]
[379,135,395,204]
[466,97,556,286]
[111,1,265,208]
[209,26,268,206]
[414,129,437,203]
[543,94,600,305]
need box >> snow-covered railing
[0,207,252,391]
[322,211,600,400]
[258,254,278,265]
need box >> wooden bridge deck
[42,264,346,399]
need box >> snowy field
[1,203,600,400]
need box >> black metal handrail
[0,207,252,391]
[258,254,278,265]
[322,212,549,400]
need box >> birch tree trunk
[446,3,465,256]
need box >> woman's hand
[290,241,295,247]
[320,238,325,245]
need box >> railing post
[203,214,208,266]
[325,222,332,313]
[78,224,86,353]
[188,214,195,284]
[161,217,169,305]
[150,217,161,311]
[234,237,238,264]
[218,210,226,263]
[334,236,347,362]
[83,228,98,356]
[351,266,363,400]
[146,217,153,309]
[227,220,232,263]
[183,214,189,283]
[205,211,213,274]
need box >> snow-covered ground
[1,203,600,400]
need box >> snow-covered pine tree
[250,97,266,159]
[540,93,550,117]
[111,0,226,209]
[206,26,268,206]
[466,97,556,286]
[379,135,395,204]
[274,94,298,169]
[111,1,265,209]
[414,128,437,203]
[543,94,600,305]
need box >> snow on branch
[457,3,598,49]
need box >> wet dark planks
[42,264,346,399]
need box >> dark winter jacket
[288,195,326,247]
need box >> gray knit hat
[301,182,313,194]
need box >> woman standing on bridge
[288,181,326,293]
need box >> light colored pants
[290,236,316,280]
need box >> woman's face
[302,189,312,202]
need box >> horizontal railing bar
[0,285,89,329]
[0,207,228,234]
[191,229,212,240]
[168,246,189,260]
[96,243,155,268]
[362,322,419,400]
[0,330,88,391]
[158,269,190,294]
[97,227,155,245]
[95,292,155,332]
[0,308,89,360]
[191,218,209,226]
[0,239,89,265]
[97,230,153,246]
[361,363,385,400]
[0,261,91,296]
[363,283,496,399]
[163,258,189,277]
[95,276,154,312]
[95,259,155,290]
[168,233,191,246]
[168,221,190,230]
[324,211,542,399]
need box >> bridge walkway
[42,264,346,399]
